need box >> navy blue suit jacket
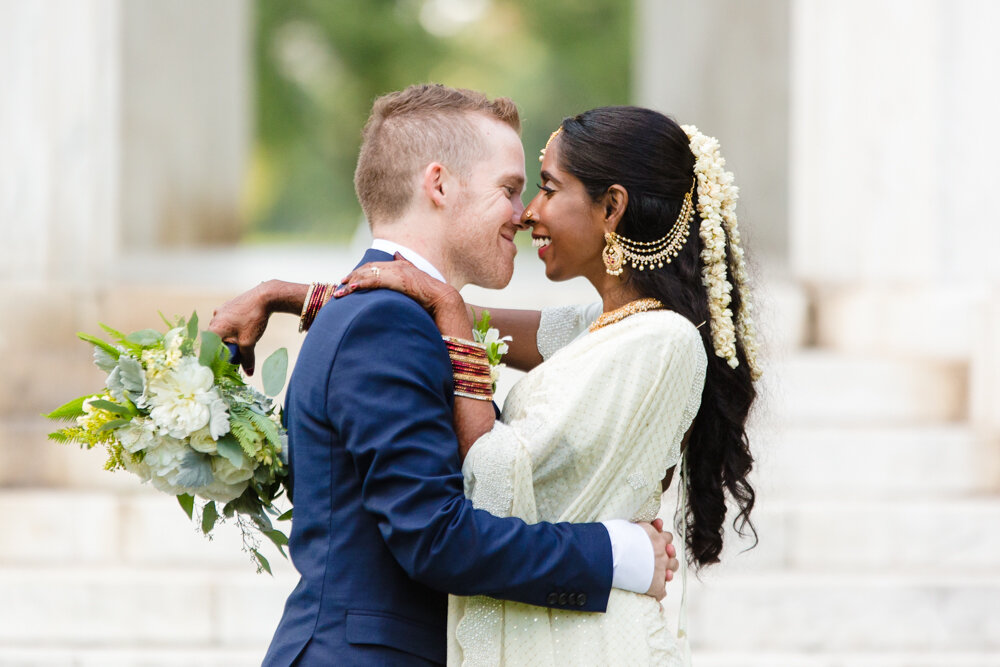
[263,249,614,666]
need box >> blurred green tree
[249,0,632,241]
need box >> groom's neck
[370,218,461,289]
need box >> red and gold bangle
[443,336,493,401]
[299,282,336,333]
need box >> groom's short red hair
[354,84,520,225]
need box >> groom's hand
[640,519,680,601]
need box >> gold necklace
[589,298,665,332]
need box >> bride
[216,106,760,665]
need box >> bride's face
[522,138,607,283]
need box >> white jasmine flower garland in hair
[682,124,762,380]
[46,313,292,573]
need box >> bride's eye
[537,183,555,196]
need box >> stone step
[0,647,264,667]
[0,567,297,649]
[694,651,1000,667]
[761,351,968,425]
[0,649,997,667]
[3,649,997,667]
[1,568,996,653]
[0,489,294,569]
[5,488,1000,578]
[709,498,1000,574]
[749,424,999,499]
[683,573,1000,652]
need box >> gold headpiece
[602,179,696,276]
[539,126,563,162]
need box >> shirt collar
[370,238,447,283]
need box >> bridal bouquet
[46,313,291,573]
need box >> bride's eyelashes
[536,183,555,197]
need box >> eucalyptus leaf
[252,549,272,575]
[277,509,293,522]
[176,451,215,488]
[125,329,163,346]
[215,434,247,468]
[187,311,199,341]
[177,493,195,519]
[201,501,218,534]
[263,529,289,558]
[199,330,223,368]
[261,348,288,397]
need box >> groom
[224,85,675,666]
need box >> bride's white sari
[448,304,706,666]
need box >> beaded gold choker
[603,179,696,276]
[588,298,665,332]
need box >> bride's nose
[516,208,536,230]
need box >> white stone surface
[751,425,998,499]
[684,574,1000,651]
[0,567,296,648]
[762,352,967,426]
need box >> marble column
[634,0,791,267]
[0,0,250,287]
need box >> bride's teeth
[532,237,552,248]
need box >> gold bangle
[298,282,318,333]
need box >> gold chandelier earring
[602,180,695,277]
[603,232,625,276]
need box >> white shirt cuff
[601,519,654,595]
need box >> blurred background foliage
[247,0,632,242]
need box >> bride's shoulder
[609,310,703,348]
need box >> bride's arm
[209,279,546,373]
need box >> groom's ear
[422,162,450,209]
[602,184,629,233]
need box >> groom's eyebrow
[502,172,525,191]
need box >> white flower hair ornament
[681,124,762,381]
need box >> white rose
[212,453,254,486]
[200,479,249,503]
[189,426,218,454]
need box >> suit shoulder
[311,289,437,337]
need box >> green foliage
[202,501,219,534]
[44,395,92,421]
[199,330,224,368]
[177,494,195,519]
[76,333,121,362]
[261,347,288,397]
[250,0,632,240]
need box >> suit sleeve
[327,295,613,611]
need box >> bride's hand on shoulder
[335,253,473,337]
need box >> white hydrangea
[146,357,230,440]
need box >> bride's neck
[593,273,645,314]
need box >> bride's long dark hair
[558,106,758,568]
